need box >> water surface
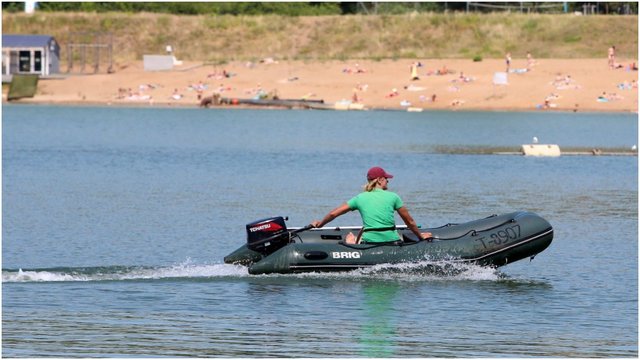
[3,105,637,357]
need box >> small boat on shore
[222,97,327,109]
[224,211,553,275]
[200,95,359,110]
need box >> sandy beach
[5,57,638,112]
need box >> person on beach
[410,62,420,81]
[505,52,512,72]
[171,88,183,100]
[385,88,399,98]
[311,166,432,244]
[526,52,537,69]
[608,46,616,69]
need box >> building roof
[2,34,56,48]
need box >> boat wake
[287,260,503,282]
[4,259,502,283]
[2,260,248,283]
[357,260,502,280]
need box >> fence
[66,32,113,74]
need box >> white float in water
[521,143,561,157]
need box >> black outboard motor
[246,217,290,255]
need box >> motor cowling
[246,217,289,255]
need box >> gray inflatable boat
[224,211,553,275]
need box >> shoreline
[5,99,638,114]
[3,58,638,113]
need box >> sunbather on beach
[404,84,425,91]
[385,88,399,98]
[450,99,464,107]
[545,93,560,101]
[437,65,449,75]
[343,63,367,74]
[355,83,368,91]
[453,72,474,83]
[171,88,183,100]
[598,91,624,102]
[552,74,580,90]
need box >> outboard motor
[246,217,290,255]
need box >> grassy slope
[2,11,638,65]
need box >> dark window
[19,50,30,72]
[34,51,42,72]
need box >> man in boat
[311,166,432,244]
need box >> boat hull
[224,211,553,275]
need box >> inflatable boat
[224,211,553,275]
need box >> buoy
[521,144,561,157]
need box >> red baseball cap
[367,166,394,181]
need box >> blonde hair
[363,178,379,192]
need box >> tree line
[2,2,637,15]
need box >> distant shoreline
[4,99,637,114]
[3,58,638,113]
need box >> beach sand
[5,58,638,112]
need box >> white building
[2,34,60,78]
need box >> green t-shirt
[347,188,403,243]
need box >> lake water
[3,105,638,357]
